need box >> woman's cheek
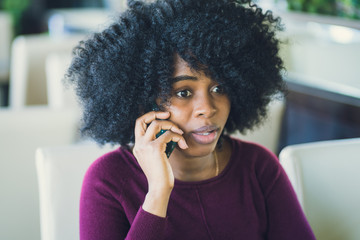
[168,105,189,131]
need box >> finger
[143,111,170,125]
[156,130,188,149]
[134,111,170,137]
[145,120,184,140]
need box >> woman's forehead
[173,55,192,76]
[172,54,210,79]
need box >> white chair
[45,53,78,109]
[8,34,84,107]
[0,106,80,240]
[279,138,360,240]
[231,99,285,154]
[36,143,118,240]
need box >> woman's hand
[133,111,188,217]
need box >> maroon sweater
[80,137,316,240]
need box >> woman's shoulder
[84,146,140,182]
[228,136,280,176]
[229,136,278,161]
[229,137,285,194]
[232,139,285,196]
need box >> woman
[66,0,316,239]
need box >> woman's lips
[191,125,219,145]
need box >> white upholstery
[46,53,78,108]
[36,143,118,240]
[0,106,80,240]
[8,34,83,107]
[0,11,13,83]
[231,99,285,154]
[279,138,360,240]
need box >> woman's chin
[175,139,218,158]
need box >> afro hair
[66,0,285,146]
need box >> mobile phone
[153,105,177,158]
[156,129,177,158]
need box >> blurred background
[0,0,359,239]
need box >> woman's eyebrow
[171,75,198,82]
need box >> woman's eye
[212,85,224,94]
[176,89,192,98]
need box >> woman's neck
[170,152,216,182]
[169,138,231,182]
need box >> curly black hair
[66,0,285,146]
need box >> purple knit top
[80,137,316,239]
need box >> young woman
[66,0,316,239]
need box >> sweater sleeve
[126,207,168,240]
[257,152,316,240]
[79,156,167,240]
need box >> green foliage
[1,0,30,35]
[287,0,360,19]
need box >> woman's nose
[193,93,216,118]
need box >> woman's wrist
[142,187,173,218]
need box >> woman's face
[164,55,231,157]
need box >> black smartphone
[153,105,177,158]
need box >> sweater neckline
[174,137,238,187]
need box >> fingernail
[181,140,189,149]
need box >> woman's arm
[80,111,187,240]
[80,160,130,240]
[80,166,169,240]
[132,111,187,217]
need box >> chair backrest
[36,143,118,240]
[231,99,285,154]
[45,53,78,109]
[279,138,360,240]
[0,106,80,240]
[9,34,83,107]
